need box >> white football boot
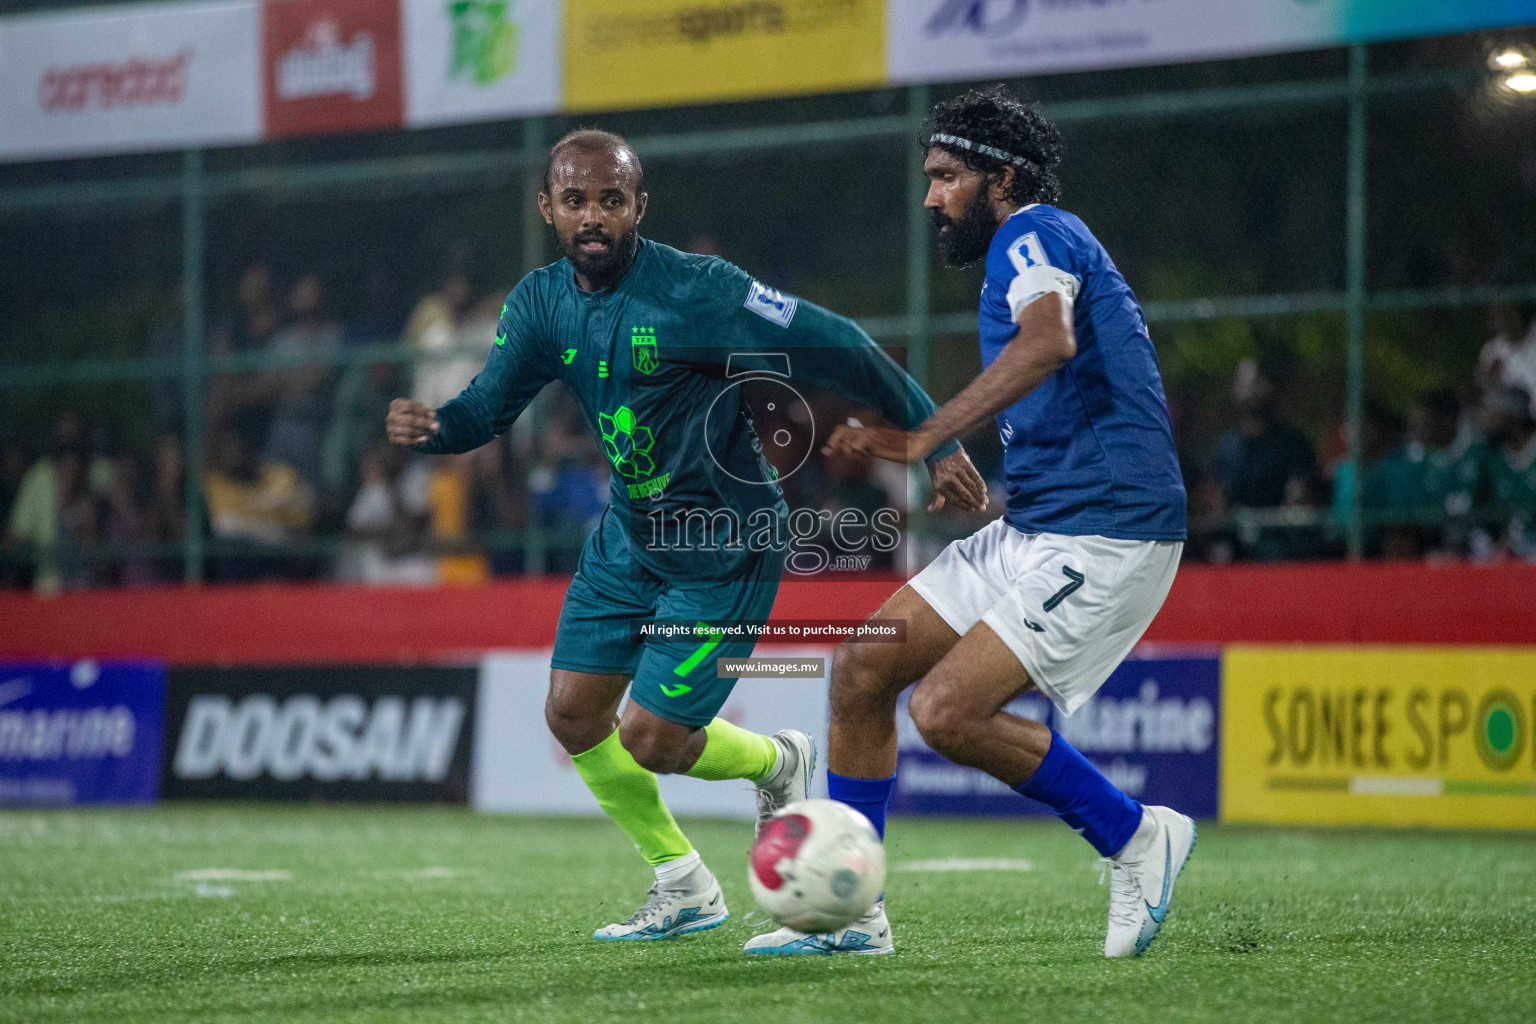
[592,863,728,941]
[743,899,894,956]
[1104,805,1197,957]
[754,729,817,838]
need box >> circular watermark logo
[704,376,816,485]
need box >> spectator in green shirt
[1330,399,1420,557]
[1405,389,1488,554]
[1482,386,1536,559]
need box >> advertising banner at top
[262,0,404,138]
[563,0,887,113]
[403,0,561,127]
[0,0,261,162]
[889,1,1536,85]
[1221,646,1536,829]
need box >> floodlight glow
[1504,72,1536,93]
[1491,48,1528,71]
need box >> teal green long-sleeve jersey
[419,238,958,581]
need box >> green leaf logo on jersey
[597,405,656,480]
[632,326,659,375]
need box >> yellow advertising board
[1222,647,1536,829]
[564,0,885,112]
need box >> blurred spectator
[1329,400,1419,558]
[816,447,898,570]
[1405,389,1487,556]
[6,443,68,595]
[264,275,343,487]
[1477,302,1536,418]
[146,432,187,580]
[348,265,408,347]
[338,442,436,584]
[528,414,607,573]
[1481,386,1536,559]
[101,453,156,587]
[406,245,486,411]
[145,283,185,435]
[204,430,314,582]
[467,437,528,576]
[208,263,283,445]
[1214,355,1320,509]
[1212,354,1321,559]
[4,416,91,594]
[0,437,27,541]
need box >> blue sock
[1015,729,1143,857]
[827,770,895,840]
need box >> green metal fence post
[181,148,207,583]
[905,84,932,390]
[1345,46,1368,561]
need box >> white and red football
[748,798,885,932]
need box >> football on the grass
[749,799,885,932]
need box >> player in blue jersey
[746,86,1194,958]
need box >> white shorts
[908,519,1182,716]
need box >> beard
[561,224,640,288]
[931,187,998,268]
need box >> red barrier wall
[2,563,1533,664]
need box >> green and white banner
[402,0,560,128]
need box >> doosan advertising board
[163,666,477,802]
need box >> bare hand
[925,447,989,513]
[386,398,440,447]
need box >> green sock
[570,730,693,867]
[685,718,780,783]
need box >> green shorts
[550,507,784,728]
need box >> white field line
[174,869,292,882]
[892,858,1034,872]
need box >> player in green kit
[386,129,986,942]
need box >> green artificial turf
[1,806,1532,1023]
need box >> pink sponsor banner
[0,0,261,163]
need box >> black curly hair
[923,85,1063,207]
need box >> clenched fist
[386,398,440,447]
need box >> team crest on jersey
[632,326,659,374]
[744,280,797,328]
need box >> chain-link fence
[2,32,1534,591]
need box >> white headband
[928,133,1037,172]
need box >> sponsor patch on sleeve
[744,280,798,328]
